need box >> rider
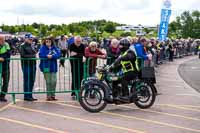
[109,38,138,101]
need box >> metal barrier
[4,44,195,104]
[174,45,195,58]
[84,57,112,78]
[84,57,145,78]
[0,57,83,103]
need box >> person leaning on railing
[69,36,85,99]
[58,35,68,67]
[106,39,120,65]
[20,33,38,102]
[39,37,61,101]
[134,37,152,68]
[85,41,107,76]
[0,35,11,102]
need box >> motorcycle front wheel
[79,81,107,113]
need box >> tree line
[0,19,120,38]
[0,10,199,39]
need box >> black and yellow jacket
[111,49,138,73]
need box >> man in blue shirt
[134,38,158,94]
[134,38,152,68]
[135,38,150,60]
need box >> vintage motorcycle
[79,65,157,113]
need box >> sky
[0,0,199,26]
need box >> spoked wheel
[79,82,107,113]
[134,81,156,109]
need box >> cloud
[4,3,98,18]
[2,0,151,18]
[0,0,199,26]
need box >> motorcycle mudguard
[143,80,157,94]
[82,79,111,100]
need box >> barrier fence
[0,58,85,103]
[0,57,113,103]
[0,48,196,103]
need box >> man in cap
[20,33,37,101]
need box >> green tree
[104,23,116,34]
[68,24,76,34]
[25,25,35,33]
[181,11,194,38]
[143,28,151,34]
[169,20,181,38]
[1,25,10,32]
[120,32,132,37]
[191,10,200,38]
[169,10,200,38]
[9,26,17,34]
[40,24,48,37]
[32,23,40,29]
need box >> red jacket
[85,47,105,75]
[85,47,104,58]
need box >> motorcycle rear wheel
[134,81,156,109]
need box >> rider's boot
[119,96,129,102]
[118,88,130,102]
[119,92,130,102]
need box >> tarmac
[0,55,200,133]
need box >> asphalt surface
[0,55,200,133]
[178,58,200,93]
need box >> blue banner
[158,0,172,41]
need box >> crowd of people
[0,33,200,102]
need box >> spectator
[102,38,109,49]
[132,37,138,45]
[39,37,61,101]
[158,41,165,64]
[20,33,37,101]
[150,39,158,67]
[0,36,11,102]
[146,40,156,67]
[85,41,107,76]
[135,37,152,68]
[67,33,74,47]
[106,39,120,65]
[168,42,174,62]
[155,40,160,65]
[58,35,68,67]
[69,36,85,99]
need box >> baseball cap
[25,33,33,39]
